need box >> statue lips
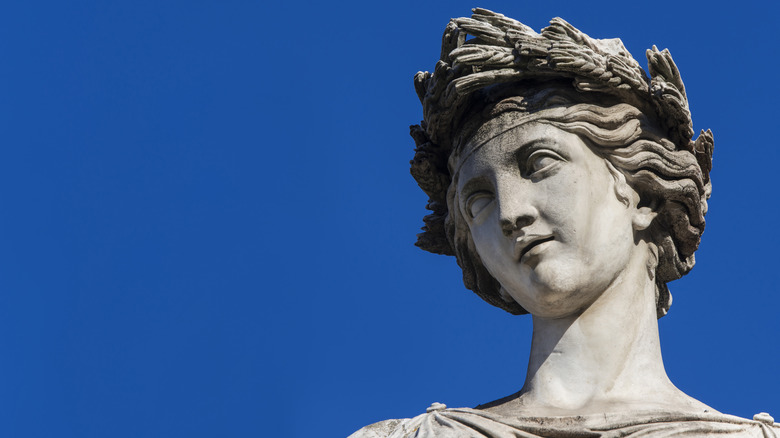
[514,235,555,263]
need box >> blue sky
[1,1,778,437]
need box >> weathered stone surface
[352,8,776,438]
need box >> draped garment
[349,406,779,438]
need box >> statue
[350,8,779,438]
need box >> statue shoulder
[347,417,418,438]
[348,402,449,438]
[348,408,780,437]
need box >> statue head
[410,9,713,317]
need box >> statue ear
[606,160,656,230]
[632,207,657,231]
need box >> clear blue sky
[0,1,778,437]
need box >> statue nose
[499,197,537,237]
[496,177,538,237]
[501,214,535,237]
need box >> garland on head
[411,8,713,259]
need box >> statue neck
[515,242,705,415]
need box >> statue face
[456,122,643,318]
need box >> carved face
[455,122,645,318]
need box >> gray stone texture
[351,8,777,438]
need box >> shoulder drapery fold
[350,408,780,438]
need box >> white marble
[352,8,775,438]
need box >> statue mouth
[515,235,555,262]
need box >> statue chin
[351,8,775,438]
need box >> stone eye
[526,150,563,175]
[466,192,494,219]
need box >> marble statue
[350,8,778,438]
